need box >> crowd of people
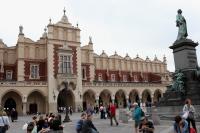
[131,98,198,133]
[24,113,64,133]
[174,99,197,133]
[75,102,119,133]
[0,98,198,133]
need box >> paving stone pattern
[7,113,200,133]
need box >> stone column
[22,103,27,115]
[111,95,115,104]
[95,95,99,106]
[126,95,129,108]
[22,96,27,115]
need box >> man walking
[132,102,142,133]
[109,102,119,126]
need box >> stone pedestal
[170,39,198,70]
[159,39,200,106]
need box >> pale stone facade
[0,9,171,115]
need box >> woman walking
[183,99,197,133]
[0,109,10,133]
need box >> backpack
[76,119,83,131]
[141,110,145,117]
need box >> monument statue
[176,9,188,40]
[159,9,200,107]
[170,70,185,93]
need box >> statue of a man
[176,9,188,40]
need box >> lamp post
[63,82,71,123]
[53,90,56,101]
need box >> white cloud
[0,0,200,72]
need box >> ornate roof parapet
[134,54,144,61]
[55,7,72,27]
[60,7,69,23]
[153,55,162,63]
[145,56,151,62]
[100,50,108,57]
[125,53,131,60]
[109,51,123,59]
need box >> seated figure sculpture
[170,70,185,93]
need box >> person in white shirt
[183,99,197,133]
[0,111,10,133]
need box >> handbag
[190,128,196,133]
[188,112,194,119]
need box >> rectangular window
[144,75,148,82]
[59,55,71,74]
[98,73,102,81]
[82,67,86,80]
[123,75,127,82]
[111,74,115,82]
[6,70,13,80]
[30,64,39,79]
[134,75,138,82]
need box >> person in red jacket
[109,102,119,126]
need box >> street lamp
[53,90,56,101]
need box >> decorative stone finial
[60,7,69,23]
[136,54,139,58]
[102,50,105,54]
[76,22,79,28]
[44,27,47,32]
[89,36,93,44]
[146,56,149,60]
[42,26,47,38]
[163,55,167,63]
[63,7,66,15]
[49,18,52,24]
[114,51,117,55]
[126,53,129,57]
[19,25,24,35]
[154,55,158,61]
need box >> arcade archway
[83,90,96,111]
[2,91,22,115]
[27,91,46,114]
[57,89,75,112]
[129,89,140,104]
[99,89,111,107]
[115,90,126,108]
[153,89,162,103]
[142,89,152,104]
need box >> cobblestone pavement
[7,113,200,133]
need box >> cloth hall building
[0,10,171,115]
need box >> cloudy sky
[0,0,200,72]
